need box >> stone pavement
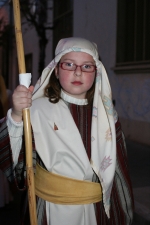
[0,190,22,225]
[126,139,150,225]
[0,139,150,224]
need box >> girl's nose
[74,66,82,76]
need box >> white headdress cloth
[32,37,118,217]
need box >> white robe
[30,97,97,225]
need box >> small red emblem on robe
[54,123,58,130]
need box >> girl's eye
[83,65,92,69]
[65,62,73,67]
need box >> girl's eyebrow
[61,58,95,64]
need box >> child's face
[55,52,96,99]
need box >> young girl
[0,37,134,225]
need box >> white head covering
[32,37,118,217]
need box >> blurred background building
[0,0,150,146]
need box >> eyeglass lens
[61,62,96,72]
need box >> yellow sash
[35,163,102,205]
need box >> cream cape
[31,37,118,218]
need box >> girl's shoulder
[31,97,67,114]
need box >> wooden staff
[12,0,37,224]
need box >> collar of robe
[60,89,88,106]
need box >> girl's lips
[71,81,83,85]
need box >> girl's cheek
[60,75,68,83]
[87,76,95,86]
[59,75,70,87]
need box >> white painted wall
[22,26,39,85]
[73,0,150,145]
[9,1,53,88]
